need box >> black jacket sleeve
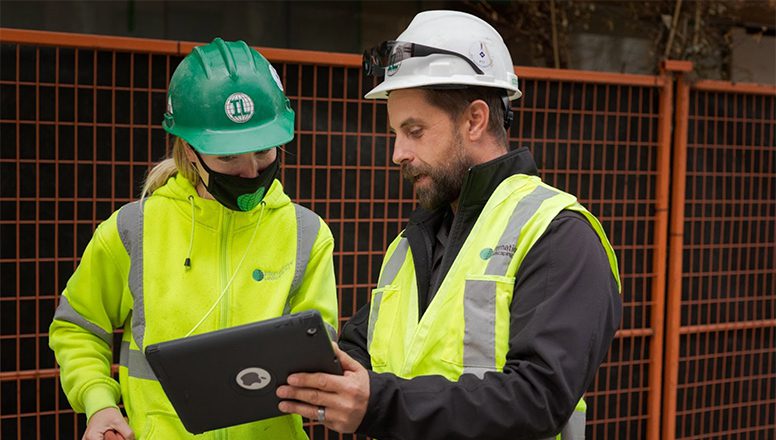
[340,211,623,440]
[339,303,372,369]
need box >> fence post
[660,59,694,440]
[646,60,674,440]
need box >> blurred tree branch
[463,0,776,79]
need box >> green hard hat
[162,38,295,155]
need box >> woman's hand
[82,407,134,440]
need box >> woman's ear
[465,99,490,141]
[183,142,197,163]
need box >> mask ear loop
[184,201,266,337]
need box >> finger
[276,384,339,408]
[286,371,337,391]
[116,426,134,440]
[103,430,123,440]
[113,422,134,440]
[277,400,322,421]
[333,343,364,372]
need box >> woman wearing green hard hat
[49,38,338,439]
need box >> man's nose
[392,136,412,165]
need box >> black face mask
[193,151,279,212]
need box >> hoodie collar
[153,173,290,229]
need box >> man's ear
[465,99,490,141]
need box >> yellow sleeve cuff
[83,383,120,421]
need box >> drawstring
[184,195,195,269]
[185,201,266,337]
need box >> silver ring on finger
[317,406,326,423]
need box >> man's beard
[401,131,471,210]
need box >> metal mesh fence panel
[1,41,175,440]
[8,30,760,440]
[672,87,775,440]
[513,76,662,439]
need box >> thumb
[103,430,123,440]
[332,342,364,373]
[114,421,135,440]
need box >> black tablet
[144,309,341,434]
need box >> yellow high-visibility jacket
[50,173,338,440]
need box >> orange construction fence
[0,29,773,440]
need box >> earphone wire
[184,201,266,337]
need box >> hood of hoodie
[151,173,291,230]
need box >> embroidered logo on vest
[493,244,516,258]
[252,261,293,282]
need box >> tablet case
[144,309,341,434]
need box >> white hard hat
[363,10,521,100]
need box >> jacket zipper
[215,207,233,440]
[219,207,233,330]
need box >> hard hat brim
[164,113,295,155]
[364,74,522,100]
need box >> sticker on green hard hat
[268,64,284,92]
[225,92,255,124]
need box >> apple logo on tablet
[236,367,271,390]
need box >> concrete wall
[730,27,776,85]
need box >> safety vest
[367,174,620,440]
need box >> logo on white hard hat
[386,62,400,77]
[225,92,254,123]
[469,41,493,68]
[235,367,271,390]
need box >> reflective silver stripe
[368,238,409,350]
[462,279,496,377]
[290,204,321,295]
[366,289,384,350]
[541,410,586,440]
[119,338,128,366]
[117,200,146,351]
[560,410,586,439]
[463,185,559,376]
[119,341,158,380]
[283,204,322,315]
[53,295,113,346]
[485,185,558,276]
[377,238,409,287]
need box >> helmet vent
[191,46,212,79]
[241,42,259,73]
[213,37,239,80]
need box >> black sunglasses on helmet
[362,40,485,77]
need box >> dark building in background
[1,0,774,83]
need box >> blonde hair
[141,138,200,199]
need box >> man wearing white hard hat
[278,10,622,439]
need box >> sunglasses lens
[362,50,376,76]
[363,41,398,77]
